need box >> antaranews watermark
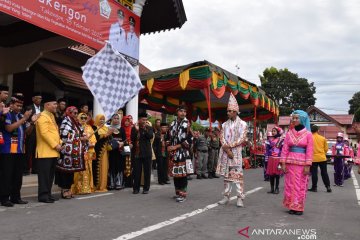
[238,226,317,239]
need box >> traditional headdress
[337,132,344,138]
[273,126,284,135]
[292,110,311,131]
[227,93,239,113]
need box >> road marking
[113,187,263,240]
[76,193,114,200]
[350,169,360,206]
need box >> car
[326,140,336,163]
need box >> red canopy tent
[139,60,279,125]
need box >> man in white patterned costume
[216,93,248,207]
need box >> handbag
[185,159,194,174]
[121,145,131,156]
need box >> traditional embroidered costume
[216,93,247,207]
[93,114,110,192]
[71,113,97,195]
[56,106,85,199]
[168,106,192,202]
[331,132,349,186]
[280,110,313,213]
[265,127,284,194]
[343,138,354,180]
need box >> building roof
[329,115,354,125]
[36,59,89,92]
[140,64,151,75]
[35,57,151,93]
[141,0,187,34]
[278,116,291,126]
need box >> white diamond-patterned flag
[82,43,143,119]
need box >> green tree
[348,91,360,114]
[191,121,205,132]
[354,107,360,122]
[259,67,316,116]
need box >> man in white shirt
[109,9,127,55]
[126,16,139,59]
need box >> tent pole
[206,85,212,130]
[253,106,257,168]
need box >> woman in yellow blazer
[36,95,62,203]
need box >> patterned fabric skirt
[283,164,309,211]
[71,153,94,194]
[266,156,282,176]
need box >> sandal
[61,189,72,199]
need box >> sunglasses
[80,117,87,120]
[73,112,79,115]
[227,110,236,113]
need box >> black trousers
[310,161,330,188]
[37,158,57,201]
[0,154,25,202]
[133,157,151,192]
[25,135,37,173]
[157,156,168,184]
[55,170,74,189]
[174,176,188,197]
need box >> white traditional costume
[216,93,248,207]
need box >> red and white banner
[0,0,140,63]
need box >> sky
[139,0,360,114]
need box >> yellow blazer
[35,110,61,158]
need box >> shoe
[236,198,244,207]
[201,174,208,179]
[274,188,280,194]
[326,186,332,193]
[288,210,295,214]
[208,174,213,179]
[38,199,54,203]
[165,181,171,184]
[339,185,343,187]
[308,187,317,192]
[176,196,186,203]
[218,196,229,205]
[267,188,274,194]
[49,196,59,201]
[172,195,179,199]
[158,182,165,185]
[294,211,303,215]
[1,201,14,207]
[132,190,139,194]
[213,173,220,178]
[196,175,202,179]
[142,190,149,194]
[11,199,28,204]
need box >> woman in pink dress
[265,126,284,194]
[280,110,313,215]
[356,142,360,174]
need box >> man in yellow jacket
[36,94,62,203]
[309,125,332,193]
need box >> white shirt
[34,104,41,114]
[108,23,127,54]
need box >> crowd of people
[262,110,360,215]
[0,86,359,217]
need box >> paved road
[0,166,359,240]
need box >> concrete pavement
[0,166,359,240]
